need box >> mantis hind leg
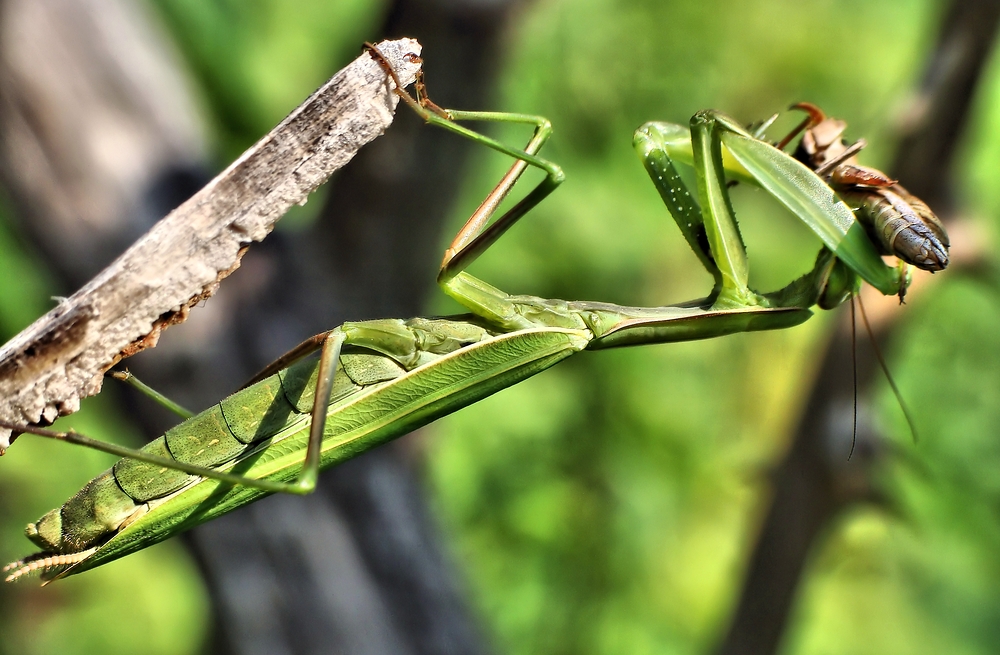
[0,331,346,496]
[109,370,194,419]
[241,331,333,389]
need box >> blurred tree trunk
[714,3,1000,654]
[0,0,519,653]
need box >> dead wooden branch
[0,37,423,450]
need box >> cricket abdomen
[842,187,949,272]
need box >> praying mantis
[2,45,947,583]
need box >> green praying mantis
[2,45,948,583]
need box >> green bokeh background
[2,1,1000,654]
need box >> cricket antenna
[856,294,920,445]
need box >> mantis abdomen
[15,319,588,578]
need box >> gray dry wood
[0,37,423,449]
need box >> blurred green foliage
[2,1,1000,654]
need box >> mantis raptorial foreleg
[635,112,909,302]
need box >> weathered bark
[715,3,1000,654]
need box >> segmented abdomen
[842,186,949,272]
[113,352,390,501]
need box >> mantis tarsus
[2,45,946,583]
